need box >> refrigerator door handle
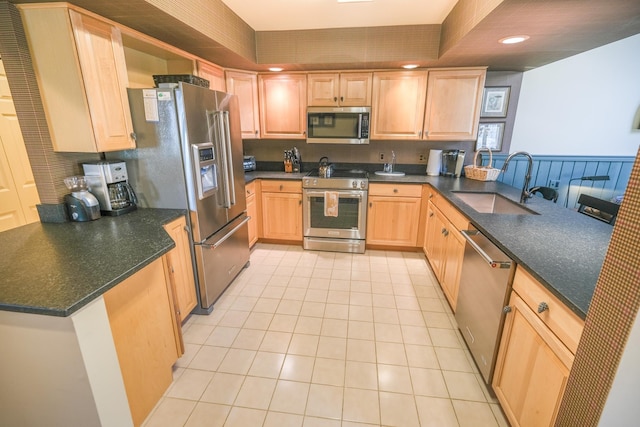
[199,216,250,249]
[212,111,232,208]
[222,111,236,206]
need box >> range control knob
[352,181,358,189]
[303,179,309,186]
[360,181,366,189]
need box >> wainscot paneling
[480,154,634,208]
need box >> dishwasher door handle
[461,230,512,269]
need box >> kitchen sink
[452,192,539,215]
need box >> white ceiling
[221,0,459,31]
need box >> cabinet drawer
[512,267,584,354]
[434,193,469,232]
[245,181,256,197]
[369,183,422,197]
[261,180,302,193]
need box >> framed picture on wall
[476,122,505,151]
[481,87,510,118]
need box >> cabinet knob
[429,212,434,217]
[333,96,337,102]
[418,130,422,137]
[255,130,258,136]
[369,202,372,208]
[443,229,449,237]
[170,266,175,273]
[503,306,512,313]
[537,302,549,313]
[130,132,137,141]
[441,227,446,234]
[340,96,344,102]
[393,188,398,193]
[299,200,302,205]
[279,184,284,191]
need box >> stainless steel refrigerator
[109,82,249,314]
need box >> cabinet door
[339,72,372,106]
[425,202,446,279]
[307,73,339,106]
[370,71,427,140]
[423,68,486,141]
[261,192,302,240]
[258,74,307,139]
[366,195,421,246]
[440,222,465,311]
[69,10,134,152]
[226,70,261,139]
[163,216,197,322]
[103,257,182,426]
[493,293,574,427]
[198,61,226,92]
[246,182,258,247]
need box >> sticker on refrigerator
[142,89,159,122]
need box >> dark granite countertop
[0,208,186,317]
[248,170,611,318]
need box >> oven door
[303,189,367,239]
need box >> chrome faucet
[501,151,534,203]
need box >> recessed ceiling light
[499,35,530,45]
[337,0,373,3]
[268,67,283,72]
[402,64,419,69]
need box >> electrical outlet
[549,179,560,188]
[418,153,427,163]
[379,152,385,161]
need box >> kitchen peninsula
[0,208,187,427]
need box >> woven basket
[464,149,501,181]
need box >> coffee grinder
[83,160,138,216]
[63,176,101,222]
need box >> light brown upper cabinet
[307,72,372,107]
[258,74,307,139]
[423,68,486,141]
[226,70,261,139]
[19,5,135,152]
[197,61,226,92]
[370,71,428,140]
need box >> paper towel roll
[426,149,442,176]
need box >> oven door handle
[304,190,364,199]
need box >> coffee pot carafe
[82,160,138,216]
[63,176,101,222]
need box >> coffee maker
[63,176,101,222]
[441,149,466,178]
[83,160,138,216]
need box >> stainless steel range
[302,169,368,253]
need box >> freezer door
[193,214,250,310]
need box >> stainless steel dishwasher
[455,225,515,385]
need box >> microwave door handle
[222,111,236,206]
[357,114,362,139]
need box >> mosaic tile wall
[556,148,640,425]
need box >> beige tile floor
[143,243,509,427]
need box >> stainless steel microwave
[306,106,370,144]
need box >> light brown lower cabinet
[422,187,468,311]
[492,267,584,427]
[366,183,422,246]
[246,181,258,247]
[103,257,183,427]
[260,180,303,241]
[163,216,197,323]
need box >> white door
[0,59,40,231]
